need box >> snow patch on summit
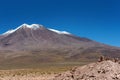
[48,28,71,35]
[2,29,15,35]
[21,24,43,30]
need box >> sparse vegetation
[0,61,90,80]
[0,69,55,80]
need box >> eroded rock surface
[53,61,120,80]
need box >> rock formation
[53,60,120,80]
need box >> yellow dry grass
[0,69,56,80]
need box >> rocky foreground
[53,60,120,80]
[0,60,120,80]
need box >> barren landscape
[0,63,83,80]
[0,59,120,80]
[0,0,120,79]
[0,24,120,80]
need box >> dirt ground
[0,74,55,80]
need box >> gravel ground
[0,74,55,80]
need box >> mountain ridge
[2,24,71,35]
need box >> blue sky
[0,0,120,47]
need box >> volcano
[0,24,120,67]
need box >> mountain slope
[0,24,120,66]
[0,24,102,52]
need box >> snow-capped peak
[20,23,43,30]
[48,28,71,35]
[2,24,44,35]
[2,24,71,35]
